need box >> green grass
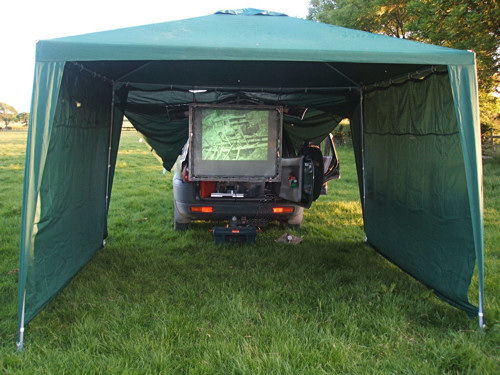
[1,130,499,373]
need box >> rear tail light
[190,206,213,213]
[182,165,190,183]
[273,207,294,214]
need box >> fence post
[492,129,495,154]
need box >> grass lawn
[0,130,498,373]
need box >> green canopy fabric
[17,9,484,349]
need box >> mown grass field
[1,130,499,373]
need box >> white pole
[16,291,26,351]
[360,90,367,242]
[479,289,485,329]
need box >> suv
[173,132,339,230]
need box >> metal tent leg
[16,291,26,351]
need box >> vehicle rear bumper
[175,200,300,221]
[173,178,301,221]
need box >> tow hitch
[211,216,260,244]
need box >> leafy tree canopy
[308,0,499,132]
[308,0,498,91]
[0,102,18,127]
[406,0,499,94]
[17,112,30,126]
[309,0,415,39]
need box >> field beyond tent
[1,130,498,373]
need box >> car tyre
[174,201,190,231]
[174,221,190,231]
[279,206,303,229]
[280,221,301,230]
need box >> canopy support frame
[116,61,155,82]
[324,62,362,89]
[114,81,361,93]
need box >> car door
[321,132,340,183]
[279,132,340,208]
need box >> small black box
[212,226,258,244]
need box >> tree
[0,102,18,128]
[407,0,499,95]
[308,0,499,133]
[308,0,416,39]
[17,112,30,126]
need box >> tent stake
[16,291,26,351]
[479,290,485,330]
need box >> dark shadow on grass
[34,222,471,337]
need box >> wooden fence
[485,130,499,154]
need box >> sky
[1,0,310,113]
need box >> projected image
[201,109,268,161]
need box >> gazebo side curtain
[351,72,481,317]
[18,61,65,344]
[448,64,484,323]
[18,63,120,338]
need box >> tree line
[0,103,29,128]
[308,0,499,136]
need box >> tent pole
[324,63,361,88]
[479,290,485,329]
[360,89,367,242]
[116,61,154,82]
[114,81,358,93]
[16,290,26,351]
[104,84,116,237]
